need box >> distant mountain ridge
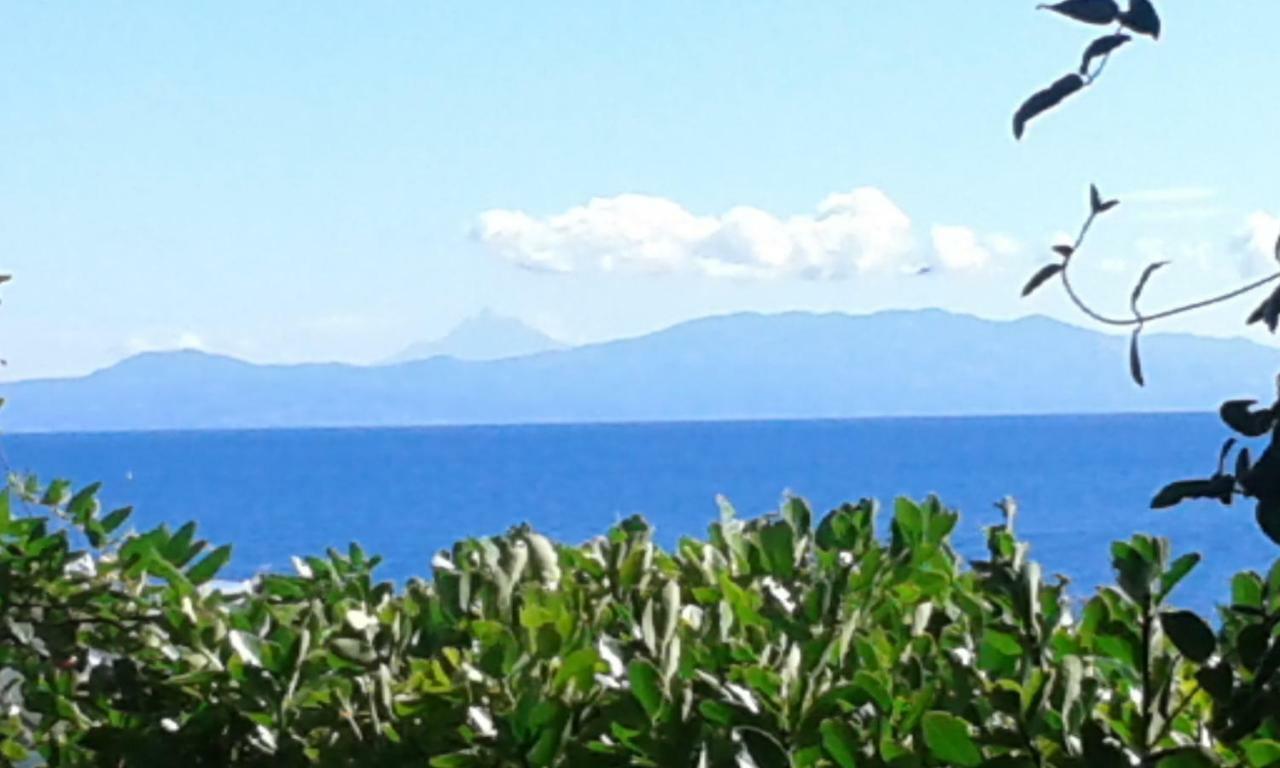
[385,310,566,363]
[2,309,1277,433]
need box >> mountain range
[2,309,1276,433]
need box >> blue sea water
[4,413,1274,613]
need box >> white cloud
[473,189,1004,281]
[1235,211,1280,276]
[930,226,992,271]
[126,331,207,354]
[986,233,1023,258]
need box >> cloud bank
[1237,211,1280,275]
[473,189,1017,280]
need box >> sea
[4,413,1273,613]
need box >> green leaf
[41,479,72,507]
[628,660,664,718]
[66,482,101,522]
[851,671,892,713]
[1244,740,1280,768]
[759,519,796,579]
[698,699,737,726]
[1154,748,1216,767]
[820,719,861,768]
[331,637,377,666]
[782,496,811,537]
[1,739,28,762]
[553,648,599,692]
[186,544,232,586]
[228,629,263,668]
[1111,540,1154,601]
[894,498,924,539]
[921,711,982,767]
[1232,572,1265,608]
[99,506,133,534]
[430,752,481,768]
[983,630,1023,657]
[1160,610,1216,663]
[147,548,194,595]
[1159,552,1201,600]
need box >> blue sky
[2,2,1277,380]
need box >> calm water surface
[4,413,1268,612]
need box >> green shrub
[3,477,1280,766]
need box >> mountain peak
[386,311,567,364]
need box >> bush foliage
[4,477,1280,766]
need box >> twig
[1055,210,1280,328]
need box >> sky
[1,2,1278,381]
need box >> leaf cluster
[5,480,1280,766]
[1014,1,1160,139]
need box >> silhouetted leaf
[1082,721,1131,767]
[1266,289,1280,333]
[1218,438,1238,475]
[1160,610,1216,662]
[1194,662,1232,701]
[1080,33,1131,74]
[1246,286,1280,331]
[1129,328,1144,386]
[1214,473,1235,504]
[1239,623,1270,670]
[1151,479,1215,509]
[1236,447,1252,479]
[1013,74,1085,139]
[1130,261,1168,315]
[1243,444,1280,500]
[1153,748,1216,767]
[1022,264,1064,297]
[1038,0,1120,25]
[1119,0,1161,39]
[1090,183,1120,213]
[1053,244,1074,258]
[1256,498,1280,547]
[1220,400,1276,437]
